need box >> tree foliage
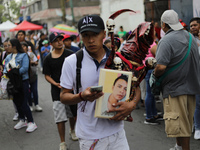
[0,0,22,23]
[9,0,22,19]
[0,4,5,22]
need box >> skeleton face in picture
[106,19,115,32]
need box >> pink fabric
[143,42,156,65]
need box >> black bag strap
[76,49,83,94]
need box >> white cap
[161,10,183,31]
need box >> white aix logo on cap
[82,16,93,24]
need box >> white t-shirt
[71,41,79,47]
[28,51,37,62]
[60,48,123,140]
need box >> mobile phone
[90,86,103,92]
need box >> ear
[161,22,165,29]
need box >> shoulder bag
[149,32,192,95]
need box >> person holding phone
[60,15,141,150]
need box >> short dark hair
[114,37,121,50]
[104,38,111,45]
[113,74,128,86]
[190,17,200,24]
[9,38,25,53]
[165,23,171,29]
[40,33,44,38]
[20,41,28,48]
[3,38,9,43]
[70,35,77,41]
[17,30,26,36]
[103,37,121,50]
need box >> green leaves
[9,0,22,18]
[0,0,22,23]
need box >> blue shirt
[41,45,51,57]
[70,45,80,53]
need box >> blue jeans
[145,69,157,119]
[13,80,34,122]
[194,95,200,130]
[28,78,39,106]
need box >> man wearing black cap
[60,15,137,150]
[42,32,76,150]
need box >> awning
[0,20,17,31]
[10,20,43,31]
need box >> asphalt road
[0,69,199,150]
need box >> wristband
[79,92,85,101]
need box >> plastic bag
[0,77,12,100]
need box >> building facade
[144,0,194,30]
[26,0,100,32]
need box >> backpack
[68,50,84,117]
[76,50,83,93]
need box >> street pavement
[0,69,199,150]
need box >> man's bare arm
[45,74,61,88]
[154,64,167,77]
[60,87,104,105]
[60,88,82,105]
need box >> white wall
[100,0,145,35]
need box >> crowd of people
[0,9,200,150]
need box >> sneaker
[70,129,78,141]
[26,122,37,133]
[194,130,200,140]
[14,120,27,130]
[155,96,162,103]
[169,145,182,150]
[156,99,162,103]
[13,113,19,121]
[35,105,43,112]
[29,106,34,112]
[59,142,67,150]
[154,115,163,121]
[144,111,162,117]
[144,118,160,125]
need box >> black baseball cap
[49,32,64,43]
[78,15,105,34]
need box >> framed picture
[95,69,132,119]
